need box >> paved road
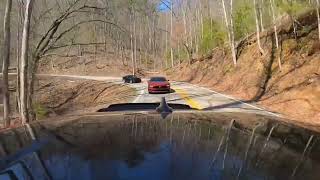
[130,81,280,116]
[41,74,280,117]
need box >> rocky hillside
[167,10,320,125]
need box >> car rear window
[150,77,167,82]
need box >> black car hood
[0,112,319,180]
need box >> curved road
[39,74,280,117]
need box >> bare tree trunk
[139,20,142,66]
[254,0,265,55]
[269,0,281,69]
[2,0,12,127]
[183,43,193,64]
[200,1,204,40]
[209,0,214,36]
[189,12,193,51]
[147,16,152,69]
[130,12,135,75]
[270,0,279,48]
[182,8,188,45]
[259,0,264,32]
[92,14,97,61]
[20,0,34,124]
[27,58,37,121]
[104,11,107,52]
[221,0,231,50]
[152,17,157,71]
[316,0,320,41]
[16,2,21,114]
[229,0,237,65]
[133,10,137,73]
[78,44,82,56]
[195,9,199,54]
[16,0,24,114]
[170,0,174,67]
[178,42,181,65]
[221,0,237,65]
[131,36,135,74]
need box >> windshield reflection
[0,113,319,180]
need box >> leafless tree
[221,0,237,65]
[170,0,174,67]
[316,0,320,41]
[258,0,264,32]
[20,0,34,123]
[2,0,12,127]
[269,0,281,69]
[254,0,265,55]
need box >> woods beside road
[0,75,136,128]
[2,73,318,132]
[0,74,280,118]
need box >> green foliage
[174,47,189,63]
[178,48,189,60]
[300,25,313,35]
[223,63,235,75]
[163,47,188,65]
[276,0,311,17]
[233,1,255,40]
[34,103,48,120]
[199,19,227,54]
[164,49,171,61]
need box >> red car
[148,77,171,94]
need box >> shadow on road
[203,100,255,110]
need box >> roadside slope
[167,11,320,125]
[0,76,136,125]
[34,77,136,118]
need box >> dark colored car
[1,102,320,180]
[148,77,170,94]
[122,75,142,83]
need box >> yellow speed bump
[174,88,203,110]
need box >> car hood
[1,112,319,180]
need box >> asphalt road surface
[40,74,280,117]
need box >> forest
[0,0,319,126]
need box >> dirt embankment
[167,11,320,126]
[34,77,136,118]
[0,76,136,130]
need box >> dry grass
[34,77,136,117]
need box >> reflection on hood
[0,112,319,180]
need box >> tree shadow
[252,34,277,102]
[266,59,308,94]
[203,100,252,111]
[261,77,315,102]
[253,34,316,103]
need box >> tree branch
[40,42,107,56]
[40,20,127,56]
